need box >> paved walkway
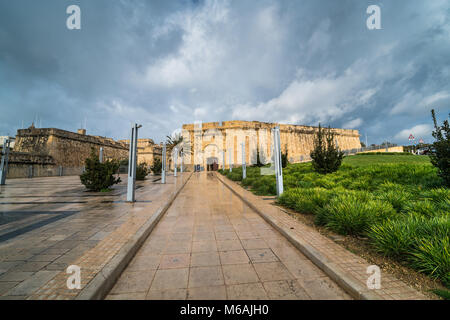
[107,173,351,300]
[0,173,189,299]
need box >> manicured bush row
[220,155,450,287]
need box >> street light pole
[242,142,246,179]
[99,147,104,163]
[229,150,232,172]
[161,142,166,184]
[180,151,184,174]
[272,126,284,197]
[127,123,141,202]
[0,139,11,185]
[222,150,226,170]
[174,147,178,177]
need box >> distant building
[180,120,362,171]
[118,138,162,165]
[13,126,128,167]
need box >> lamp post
[241,142,246,179]
[229,149,232,172]
[127,123,141,202]
[99,147,104,163]
[222,150,226,170]
[0,138,11,185]
[173,147,178,177]
[180,151,184,174]
[161,142,166,184]
[272,126,283,197]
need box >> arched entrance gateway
[206,156,219,171]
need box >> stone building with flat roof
[179,120,361,171]
[118,138,162,165]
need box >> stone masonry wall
[13,128,129,167]
[181,120,361,169]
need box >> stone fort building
[7,126,130,178]
[179,121,361,171]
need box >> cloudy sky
[0,0,449,145]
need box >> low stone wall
[359,146,404,153]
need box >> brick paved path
[107,172,351,300]
[0,174,188,299]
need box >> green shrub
[369,214,450,285]
[423,188,450,203]
[432,289,450,299]
[410,236,450,287]
[278,188,332,214]
[316,194,396,236]
[429,109,450,187]
[368,218,421,258]
[376,189,413,212]
[136,163,149,180]
[403,200,439,218]
[80,148,121,191]
[150,158,162,175]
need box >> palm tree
[166,133,183,152]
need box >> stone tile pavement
[107,172,352,300]
[0,173,190,299]
[216,173,429,300]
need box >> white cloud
[231,61,377,125]
[144,1,230,88]
[394,124,433,141]
[390,90,450,115]
[343,118,363,129]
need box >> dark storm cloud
[0,0,449,144]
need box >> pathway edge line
[215,172,380,300]
[76,172,193,300]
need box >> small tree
[80,148,121,191]
[136,163,149,180]
[151,158,162,175]
[310,124,344,174]
[252,146,264,167]
[429,109,450,186]
[281,146,289,168]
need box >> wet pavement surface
[107,172,351,300]
[0,174,182,299]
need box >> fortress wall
[182,120,361,168]
[13,128,129,167]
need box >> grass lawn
[219,153,450,289]
[343,153,432,166]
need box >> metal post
[161,143,166,184]
[273,127,284,197]
[127,123,141,202]
[180,151,183,174]
[99,147,104,163]
[229,150,232,172]
[173,147,178,177]
[241,142,246,179]
[0,139,11,185]
[222,150,226,170]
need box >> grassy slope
[220,154,450,289]
[343,154,431,166]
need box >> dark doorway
[206,157,219,171]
